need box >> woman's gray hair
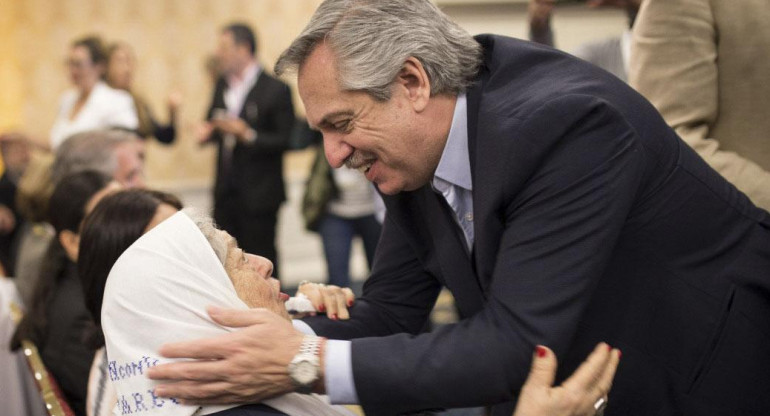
[183,208,228,265]
[275,0,482,101]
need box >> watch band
[299,335,322,356]
[288,335,324,393]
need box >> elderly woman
[78,190,618,416]
[50,36,138,149]
[78,190,357,416]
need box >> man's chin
[378,185,400,195]
[379,180,425,195]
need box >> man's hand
[513,343,620,416]
[147,307,311,404]
[211,117,253,143]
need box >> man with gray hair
[52,129,145,188]
[147,1,770,415]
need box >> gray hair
[51,129,139,184]
[275,0,482,101]
[183,207,228,265]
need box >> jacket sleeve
[303,212,443,340]
[629,0,770,210]
[243,82,295,154]
[340,97,646,415]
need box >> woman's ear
[59,230,80,262]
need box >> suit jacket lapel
[466,69,499,294]
[419,189,486,317]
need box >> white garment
[101,211,349,416]
[223,62,260,118]
[49,81,138,149]
[327,168,379,218]
[87,348,116,416]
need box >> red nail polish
[347,300,353,307]
[536,346,547,358]
[318,304,325,312]
[331,314,338,320]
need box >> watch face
[294,360,317,384]
[290,354,319,387]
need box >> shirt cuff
[324,340,359,404]
[292,319,315,335]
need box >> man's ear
[59,230,80,262]
[395,57,431,112]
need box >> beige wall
[0,0,322,186]
[0,0,24,132]
[0,0,626,186]
[441,2,628,51]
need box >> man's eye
[333,121,350,131]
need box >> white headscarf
[101,211,349,416]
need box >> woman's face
[67,45,103,91]
[221,230,289,309]
[107,46,135,91]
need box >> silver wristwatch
[288,335,322,393]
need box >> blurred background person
[0,132,33,276]
[630,0,770,211]
[51,129,145,190]
[49,35,138,149]
[10,170,116,416]
[529,0,642,82]
[303,136,382,289]
[13,129,144,308]
[105,41,181,145]
[199,23,295,280]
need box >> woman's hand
[297,282,355,320]
[513,343,620,416]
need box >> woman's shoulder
[92,82,135,105]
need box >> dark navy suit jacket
[306,35,770,416]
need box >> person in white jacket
[49,35,137,149]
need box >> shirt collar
[433,93,472,191]
[227,61,261,88]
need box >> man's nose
[323,134,353,169]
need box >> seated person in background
[0,131,32,275]
[14,129,144,310]
[10,170,118,416]
[78,189,618,416]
